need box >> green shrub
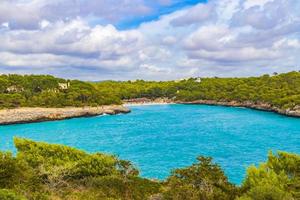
[240,151,300,200]
[162,156,239,200]
[83,176,161,200]
[0,189,26,200]
[14,138,118,181]
[0,138,299,200]
[0,152,25,188]
[237,183,293,200]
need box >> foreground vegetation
[1,71,300,110]
[0,138,299,200]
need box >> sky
[0,0,300,80]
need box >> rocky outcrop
[0,105,130,125]
[181,100,300,117]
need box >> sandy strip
[124,102,175,106]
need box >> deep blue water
[0,104,300,184]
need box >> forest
[0,138,299,200]
[0,74,120,108]
[1,71,300,110]
[94,71,300,109]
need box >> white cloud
[162,36,177,45]
[0,0,151,30]
[0,19,143,58]
[140,64,171,73]
[170,3,215,27]
[243,0,274,9]
[183,25,232,51]
[1,0,300,80]
[1,22,9,28]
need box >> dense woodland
[0,139,299,200]
[0,74,120,108]
[1,72,300,109]
[94,71,300,109]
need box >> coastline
[125,97,300,118]
[124,102,174,106]
[0,105,130,125]
[181,100,300,118]
[1,99,300,126]
[123,98,174,106]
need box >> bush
[239,151,300,200]
[0,152,25,188]
[0,189,26,200]
[237,183,293,200]
[1,138,299,200]
[82,176,161,200]
[162,156,239,200]
[14,138,118,181]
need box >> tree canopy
[93,71,300,109]
[1,72,300,110]
[0,138,299,199]
[0,74,121,108]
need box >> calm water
[0,104,300,184]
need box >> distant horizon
[1,0,300,80]
[1,70,300,82]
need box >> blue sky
[116,0,205,29]
[0,0,300,80]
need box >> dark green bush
[14,138,118,180]
[0,138,299,200]
[0,152,25,188]
[0,189,26,200]
[162,156,239,200]
[239,151,300,200]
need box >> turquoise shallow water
[0,104,300,184]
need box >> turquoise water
[0,104,300,184]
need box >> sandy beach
[124,102,175,106]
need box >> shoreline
[0,105,130,125]
[124,102,174,106]
[1,99,300,126]
[181,100,300,118]
[125,98,300,118]
[122,98,173,106]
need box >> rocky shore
[124,97,300,117]
[1,99,299,125]
[182,100,300,117]
[0,105,130,125]
[122,98,300,117]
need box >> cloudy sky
[0,0,300,80]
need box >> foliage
[0,189,26,200]
[0,138,299,199]
[1,72,300,110]
[239,151,300,200]
[162,156,239,200]
[14,138,119,180]
[0,74,120,108]
[0,152,27,188]
[77,176,161,200]
[1,138,158,200]
[93,71,300,109]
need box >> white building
[58,82,70,90]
